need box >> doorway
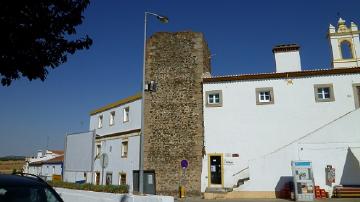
[95,172,100,185]
[133,170,156,194]
[209,154,223,186]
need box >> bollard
[179,186,185,198]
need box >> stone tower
[329,18,360,68]
[143,32,211,195]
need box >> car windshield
[0,185,62,202]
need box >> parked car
[0,173,63,202]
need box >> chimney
[273,44,301,73]
[37,150,43,158]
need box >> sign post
[100,153,109,185]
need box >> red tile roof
[29,155,64,165]
[49,150,64,155]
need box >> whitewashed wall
[55,188,174,202]
[28,163,62,181]
[88,98,141,191]
[245,109,360,194]
[274,51,301,72]
[41,164,63,180]
[202,73,360,192]
[93,134,140,191]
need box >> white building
[25,150,64,181]
[201,18,360,198]
[89,93,141,190]
[63,17,360,197]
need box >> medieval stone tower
[143,32,211,195]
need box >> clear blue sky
[0,0,359,156]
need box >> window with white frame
[314,84,335,102]
[98,115,103,128]
[110,111,115,126]
[259,91,271,103]
[123,107,129,122]
[205,90,223,107]
[256,87,274,105]
[121,140,128,158]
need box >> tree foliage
[0,0,92,86]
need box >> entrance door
[95,172,100,185]
[209,155,222,185]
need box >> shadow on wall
[340,148,360,186]
[275,176,293,199]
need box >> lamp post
[140,11,168,194]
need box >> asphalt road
[175,198,360,202]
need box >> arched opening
[340,40,354,59]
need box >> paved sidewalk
[175,197,360,202]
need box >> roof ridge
[204,67,360,82]
[89,92,142,115]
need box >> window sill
[256,102,274,105]
[206,103,222,107]
[315,98,335,103]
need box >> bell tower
[328,18,360,68]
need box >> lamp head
[157,15,169,23]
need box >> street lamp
[139,11,168,194]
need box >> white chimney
[273,44,301,73]
[37,150,43,158]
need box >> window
[205,90,223,107]
[256,87,274,105]
[109,111,115,126]
[98,115,103,128]
[96,144,101,157]
[118,173,127,185]
[121,140,128,158]
[353,84,360,109]
[340,40,353,59]
[123,107,129,122]
[314,84,335,102]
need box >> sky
[0,0,360,156]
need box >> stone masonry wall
[144,32,211,196]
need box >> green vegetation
[48,181,129,194]
[0,156,25,161]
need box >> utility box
[133,170,156,195]
[291,161,315,201]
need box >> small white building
[88,94,141,191]
[201,18,360,197]
[25,150,64,181]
